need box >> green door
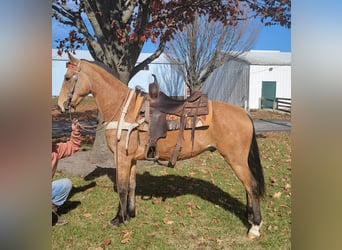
[261,81,276,109]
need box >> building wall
[202,59,250,108]
[248,65,291,109]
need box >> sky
[252,25,291,52]
[139,25,291,53]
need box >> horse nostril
[63,101,70,111]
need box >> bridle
[62,60,108,133]
[63,61,81,111]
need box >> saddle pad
[138,100,212,131]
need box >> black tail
[248,118,265,197]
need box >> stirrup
[144,145,159,161]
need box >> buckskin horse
[57,53,265,239]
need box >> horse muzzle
[56,104,64,113]
[63,101,70,112]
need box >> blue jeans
[52,178,72,207]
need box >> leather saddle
[142,75,209,167]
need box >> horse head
[57,52,92,113]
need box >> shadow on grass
[84,166,249,228]
[57,182,97,215]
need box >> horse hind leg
[227,160,263,239]
[246,127,265,239]
[246,191,253,223]
[245,183,263,239]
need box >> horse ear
[67,51,79,65]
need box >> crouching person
[52,118,81,225]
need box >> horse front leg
[127,162,137,218]
[109,162,131,227]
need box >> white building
[243,50,291,110]
[202,50,291,110]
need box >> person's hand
[71,118,80,133]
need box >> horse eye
[65,76,71,81]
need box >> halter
[64,61,81,111]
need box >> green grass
[52,132,291,249]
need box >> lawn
[52,131,291,249]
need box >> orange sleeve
[52,130,82,177]
[55,131,82,159]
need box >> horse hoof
[108,218,120,227]
[247,232,259,240]
[247,222,262,239]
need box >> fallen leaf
[121,238,130,244]
[273,192,282,199]
[101,238,111,246]
[152,197,163,204]
[177,210,184,216]
[216,238,223,245]
[188,207,193,217]
[86,187,94,192]
[121,230,133,238]
[189,171,195,177]
[212,217,220,224]
[163,217,174,225]
[83,213,92,218]
[120,230,133,244]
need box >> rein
[78,122,103,132]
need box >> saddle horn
[149,74,160,99]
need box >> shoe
[52,204,68,226]
[55,215,68,226]
[52,203,58,213]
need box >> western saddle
[141,75,209,167]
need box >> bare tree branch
[131,40,166,78]
[164,10,262,93]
